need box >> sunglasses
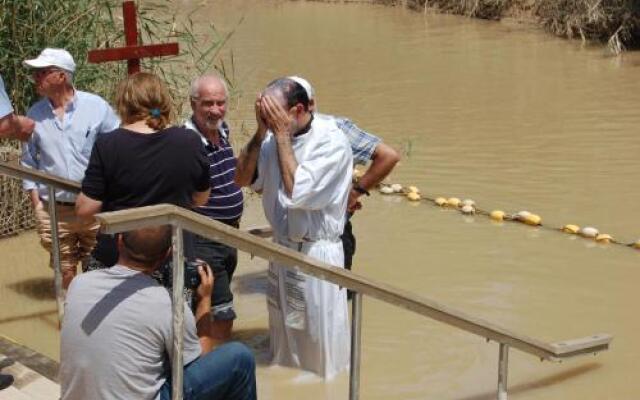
[29,68,61,82]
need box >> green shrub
[386,0,640,52]
[0,0,233,236]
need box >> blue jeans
[159,342,256,400]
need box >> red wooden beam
[88,43,179,63]
[123,1,140,74]
[123,1,138,46]
[87,1,179,75]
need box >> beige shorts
[34,202,99,273]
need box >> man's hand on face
[260,95,294,139]
[254,93,268,140]
[196,263,214,301]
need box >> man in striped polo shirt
[186,73,244,345]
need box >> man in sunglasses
[20,48,120,289]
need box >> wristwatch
[352,183,370,196]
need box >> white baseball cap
[289,76,315,100]
[23,48,76,73]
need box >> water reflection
[457,363,603,400]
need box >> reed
[535,0,640,53]
[0,0,233,117]
[0,0,235,237]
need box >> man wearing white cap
[288,76,400,280]
[0,74,35,141]
[21,48,120,289]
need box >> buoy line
[374,181,640,251]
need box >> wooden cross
[88,1,179,75]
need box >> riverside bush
[383,0,640,52]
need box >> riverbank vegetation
[381,0,640,53]
[0,0,232,236]
[0,0,231,117]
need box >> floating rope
[372,180,640,251]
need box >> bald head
[119,225,172,266]
[190,73,228,100]
[190,73,228,133]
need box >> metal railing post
[47,186,65,323]
[171,225,185,400]
[349,292,363,400]
[497,343,509,400]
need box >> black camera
[184,260,203,289]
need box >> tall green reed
[0,0,236,236]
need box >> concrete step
[0,361,59,400]
[0,385,33,400]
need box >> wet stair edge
[0,336,59,399]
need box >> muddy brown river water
[2,1,640,398]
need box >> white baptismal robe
[252,115,353,379]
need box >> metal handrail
[0,162,614,400]
[0,162,81,322]
[0,162,81,192]
[95,204,613,400]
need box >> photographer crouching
[60,225,256,400]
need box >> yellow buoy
[562,224,580,234]
[632,240,640,249]
[435,197,447,206]
[379,186,394,194]
[462,199,476,208]
[490,210,505,221]
[407,185,420,194]
[447,197,461,208]
[407,192,421,201]
[461,204,475,214]
[595,233,613,243]
[523,214,542,226]
[579,227,599,238]
[391,183,403,193]
[515,211,531,221]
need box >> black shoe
[0,374,14,390]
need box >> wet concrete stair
[0,358,59,400]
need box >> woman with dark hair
[76,72,211,268]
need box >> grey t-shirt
[0,75,13,119]
[60,265,201,400]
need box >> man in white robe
[235,78,352,379]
